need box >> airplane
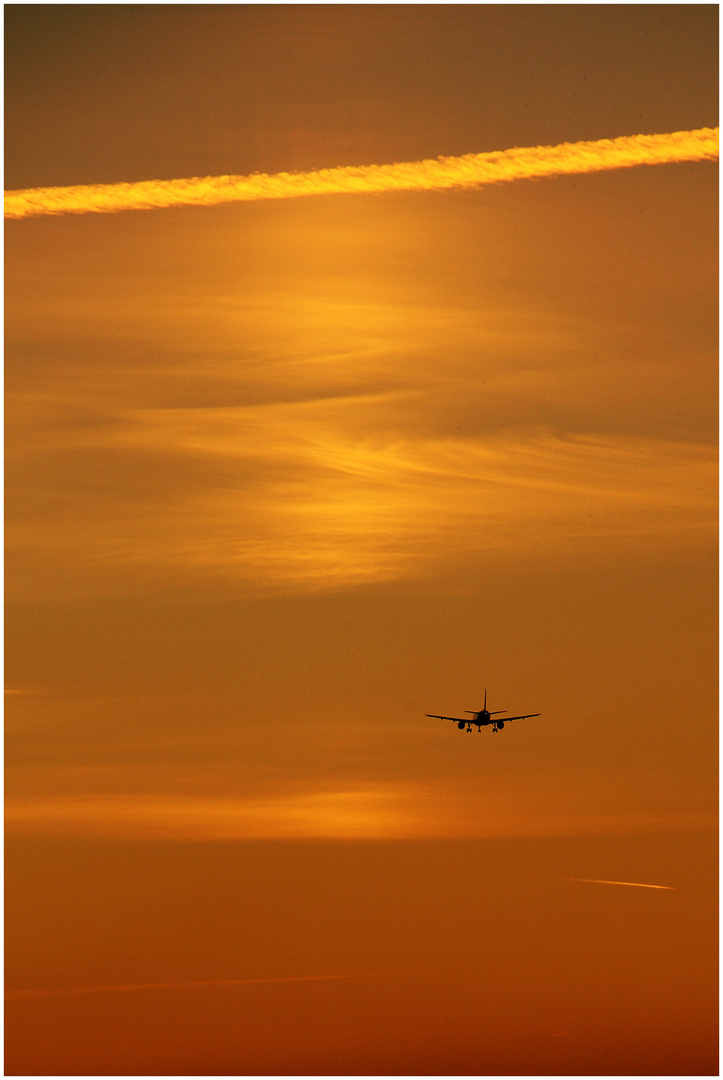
[427,690,540,733]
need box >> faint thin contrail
[5,971,400,1001]
[4,127,717,219]
[564,878,676,890]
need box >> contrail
[564,878,676,890]
[4,127,717,220]
[5,970,400,1001]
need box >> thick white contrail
[5,970,399,1001]
[564,878,676,890]
[4,127,717,219]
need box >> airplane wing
[503,713,540,721]
[426,714,468,723]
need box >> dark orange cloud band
[5,127,718,219]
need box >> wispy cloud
[5,787,714,841]
[5,128,717,219]
[7,394,717,598]
[4,788,417,840]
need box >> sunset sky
[5,6,718,1075]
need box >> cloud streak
[5,789,714,842]
[5,128,717,219]
[3,788,420,840]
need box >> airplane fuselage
[460,707,506,731]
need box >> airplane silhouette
[427,690,540,733]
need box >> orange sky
[5,6,718,1075]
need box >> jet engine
[496,721,505,730]
[458,721,466,730]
